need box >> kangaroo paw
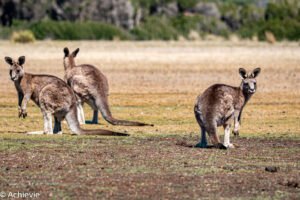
[216,143,227,150]
[19,109,27,118]
[194,142,208,148]
[224,143,235,148]
[232,130,239,137]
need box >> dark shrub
[28,20,132,40]
[172,14,230,38]
[131,16,178,40]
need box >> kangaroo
[194,68,261,149]
[4,56,129,136]
[63,47,153,126]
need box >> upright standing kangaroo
[4,56,128,136]
[194,68,261,149]
[63,47,153,126]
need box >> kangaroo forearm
[238,108,243,124]
[22,93,31,110]
[18,92,24,108]
[17,92,30,119]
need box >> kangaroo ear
[64,47,69,57]
[239,68,247,79]
[251,68,261,78]
[5,57,13,65]
[18,56,25,66]
[72,48,80,58]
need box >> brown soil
[0,136,299,199]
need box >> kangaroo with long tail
[4,56,129,136]
[63,47,153,126]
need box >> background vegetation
[0,0,299,41]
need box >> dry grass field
[0,41,299,199]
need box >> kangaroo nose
[249,88,255,93]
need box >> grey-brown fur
[63,47,153,126]
[194,68,261,149]
[4,56,129,136]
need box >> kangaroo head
[239,68,261,94]
[63,47,79,70]
[5,56,25,81]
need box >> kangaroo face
[5,56,25,81]
[242,77,257,93]
[239,68,261,94]
[63,47,79,70]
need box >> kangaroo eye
[17,70,20,73]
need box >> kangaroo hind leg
[28,111,53,135]
[42,111,53,135]
[195,126,208,148]
[207,124,227,150]
[223,124,234,148]
[194,109,208,148]
[53,117,62,134]
[77,103,85,125]
[86,110,98,124]
[26,111,52,135]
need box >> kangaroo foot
[224,143,235,148]
[216,143,227,150]
[85,120,98,124]
[194,142,207,148]
[27,131,44,135]
[44,131,53,135]
[232,130,239,137]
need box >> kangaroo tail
[77,129,129,136]
[65,107,129,136]
[97,99,154,127]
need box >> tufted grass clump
[265,31,276,44]
[10,30,35,43]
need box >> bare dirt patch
[0,136,299,199]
